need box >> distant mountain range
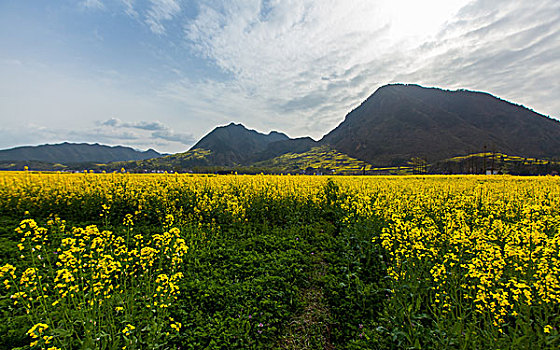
[2,84,560,174]
[0,142,163,163]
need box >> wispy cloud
[145,0,181,35]
[81,0,105,11]
[98,117,194,145]
[100,117,167,131]
[120,0,138,18]
[0,120,194,153]
[179,2,350,135]
[151,129,195,144]
[180,0,473,137]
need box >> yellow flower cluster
[367,176,560,331]
[26,323,51,347]
[27,322,49,338]
[1,214,188,348]
[0,172,329,227]
[122,324,135,335]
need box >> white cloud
[100,117,167,131]
[151,129,195,144]
[82,0,105,10]
[99,117,195,144]
[121,0,138,17]
[145,0,181,34]
[177,0,559,139]
[181,0,471,137]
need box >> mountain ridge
[189,122,294,166]
[0,142,164,163]
[320,84,560,166]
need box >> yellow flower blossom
[27,323,49,338]
[122,324,135,335]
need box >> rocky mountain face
[321,84,560,166]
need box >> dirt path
[278,256,335,350]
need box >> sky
[1,0,559,153]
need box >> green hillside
[105,149,213,172]
[254,146,374,174]
[104,146,375,174]
[431,152,560,175]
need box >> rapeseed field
[0,172,558,349]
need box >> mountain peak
[190,123,290,166]
[322,84,560,166]
[224,122,244,128]
[267,130,288,137]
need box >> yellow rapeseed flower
[27,323,49,338]
[122,324,135,335]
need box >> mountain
[321,84,560,166]
[105,125,319,172]
[189,122,292,166]
[0,142,163,163]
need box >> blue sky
[1,0,559,153]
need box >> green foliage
[173,224,312,348]
[254,146,373,174]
